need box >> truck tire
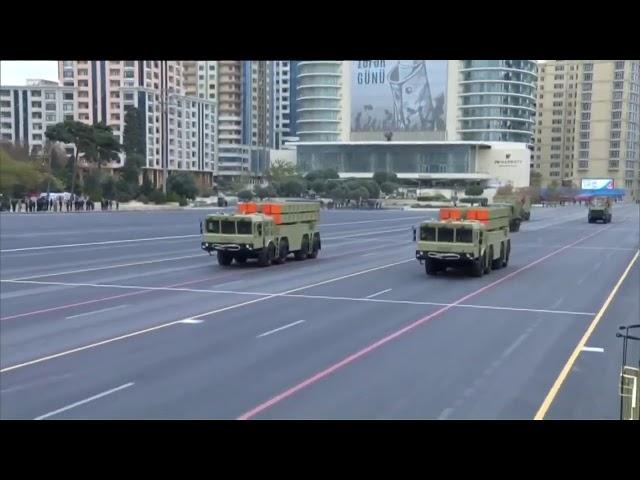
[523,211,530,221]
[484,247,493,274]
[503,240,511,268]
[217,251,233,266]
[308,233,320,259]
[425,258,440,276]
[511,218,521,232]
[294,236,309,261]
[470,254,484,277]
[234,254,247,264]
[492,243,505,270]
[258,243,275,267]
[273,238,288,264]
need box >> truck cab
[588,196,612,223]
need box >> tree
[267,159,297,183]
[237,190,254,201]
[277,177,306,197]
[255,185,276,200]
[167,171,198,200]
[380,181,397,195]
[464,184,484,196]
[121,107,145,189]
[310,179,326,195]
[361,180,380,199]
[373,171,397,186]
[45,120,120,196]
[349,186,369,201]
[0,147,44,198]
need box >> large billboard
[351,60,447,133]
[581,178,615,190]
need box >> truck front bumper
[201,242,255,254]
[416,250,476,264]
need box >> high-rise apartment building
[0,80,75,156]
[184,60,273,177]
[534,60,640,199]
[58,60,216,186]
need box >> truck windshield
[207,219,220,233]
[221,220,236,234]
[237,221,252,235]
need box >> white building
[0,80,75,156]
[121,87,217,185]
[271,61,299,149]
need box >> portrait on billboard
[351,60,447,133]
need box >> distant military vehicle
[492,193,531,232]
[415,206,511,277]
[201,201,321,266]
[588,196,612,223]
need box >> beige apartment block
[534,60,640,199]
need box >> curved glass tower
[458,60,537,143]
[296,61,342,142]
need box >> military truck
[415,206,511,277]
[201,201,321,267]
[492,193,531,232]
[588,196,612,223]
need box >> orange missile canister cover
[439,208,461,220]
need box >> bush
[417,194,447,202]
[167,171,198,199]
[178,196,188,207]
[166,192,181,203]
[465,185,484,196]
[380,181,397,195]
[148,190,167,204]
[137,194,149,204]
[116,192,133,203]
[237,190,253,201]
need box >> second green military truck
[492,193,531,232]
[415,206,511,277]
[201,201,321,266]
[588,196,612,223]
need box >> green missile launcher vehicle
[415,206,511,277]
[201,201,321,267]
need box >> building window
[615,60,625,70]
[614,71,624,81]
[583,73,592,82]
[124,61,135,68]
[613,81,624,90]
[611,130,620,139]
[63,104,73,112]
[611,121,621,129]
[611,111,622,120]
[580,141,589,149]
[581,112,591,121]
[124,70,134,78]
[609,160,619,168]
[583,83,592,92]
[553,110,563,116]
[610,151,620,159]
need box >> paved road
[1,204,638,419]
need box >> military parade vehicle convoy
[415,206,511,277]
[588,196,612,223]
[201,201,321,266]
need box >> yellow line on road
[534,249,640,420]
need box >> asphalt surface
[0,204,638,420]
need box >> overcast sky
[1,61,58,85]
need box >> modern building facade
[456,60,537,143]
[0,80,75,156]
[271,60,299,149]
[290,60,536,189]
[296,61,344,142]
[534,60,640,199]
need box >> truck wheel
[234,254,247,264]
[425,258,440,276]
[470,255,484,277]
[258,243,275,267]
[484,247,493,274]
[503,240,510,268]
[308,233,320,259]
[513,219,521,232]
[294,236,309,261]
[492,243,505,270]
[217,251,233,266]
[273,239,288,264]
